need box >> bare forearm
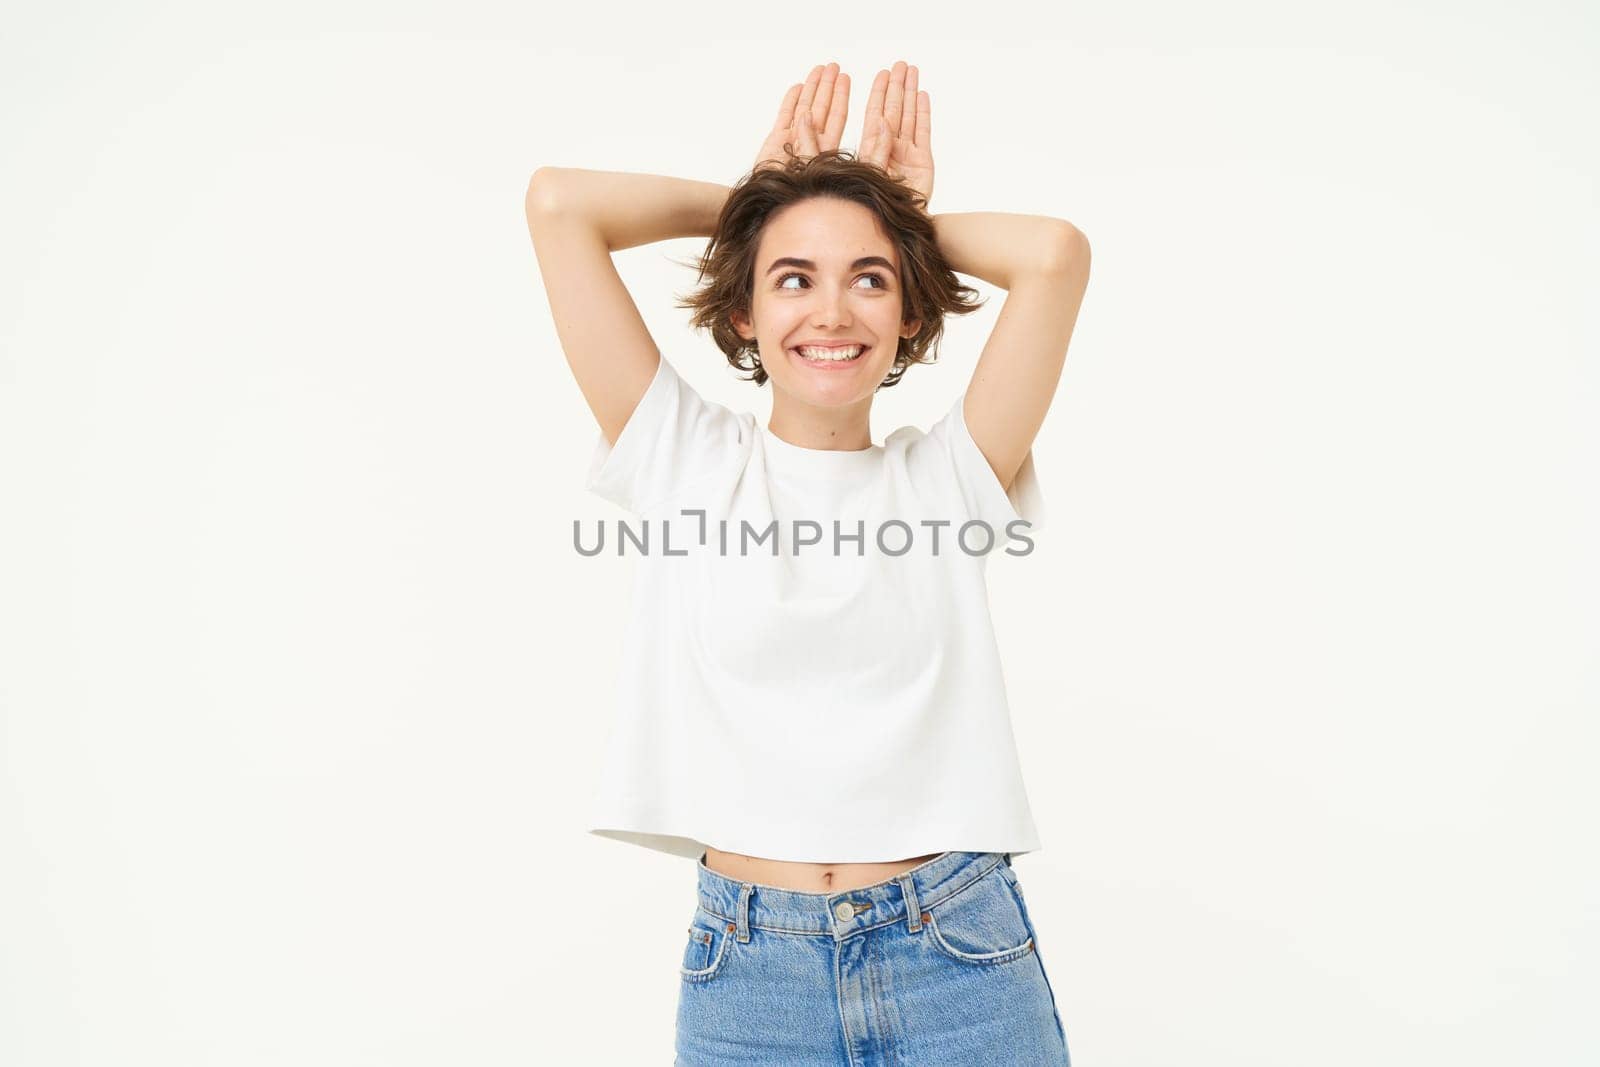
[931,212,1086,290]
[525,167,729,252]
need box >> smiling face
[732,196,921,409]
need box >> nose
[811,285,853,329]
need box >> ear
[731,308,755,343]
[902,317,922,339]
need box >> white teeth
[795,345,864,361]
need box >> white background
[3,3,1595,1064]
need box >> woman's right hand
[754,62,851,171]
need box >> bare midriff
[703,846,944,893]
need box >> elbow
[524,167,568,218]
[1038,221,1091,279]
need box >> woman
[526,60,1090,1064]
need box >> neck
[767,394,874,451]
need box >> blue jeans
[676,849,1071,1065]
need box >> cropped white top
[582,353,1048,864]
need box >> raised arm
[523,168,728,446]
[855,61,1091,494]
[932,211,1092,494]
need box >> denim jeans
[676,849,1071,1065]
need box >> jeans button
[833,900,855,921]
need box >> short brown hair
[672,149,984,390]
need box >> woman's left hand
[754,62,851,171]
[858,61,934,209]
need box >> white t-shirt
[582,354,1049,864]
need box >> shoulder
[884,393,963,459]
[585,354,755,515]
[886,393,1048,534]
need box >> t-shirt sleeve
[926,392,1048,535]
[585,356,744,515]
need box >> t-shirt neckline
[758,425,882,467]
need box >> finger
[884,60,906,144]
[770,82,803,135]
[796,64,822,123]
[823,72,850,148]
[859,68,888,155]
[865,68,888,125]
[915,90,931,150]
[813,61,839,129]
[899,65,919,142]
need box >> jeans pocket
[924,863,1036,966]
[680,908,734,983]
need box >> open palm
[754,63,850,171]
[858,62,934,208]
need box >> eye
[776,272,890,290]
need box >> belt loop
[898,872,923,933]
[736,883,753,943]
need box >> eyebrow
[764,255,896,276]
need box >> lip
[789,343,870,370]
